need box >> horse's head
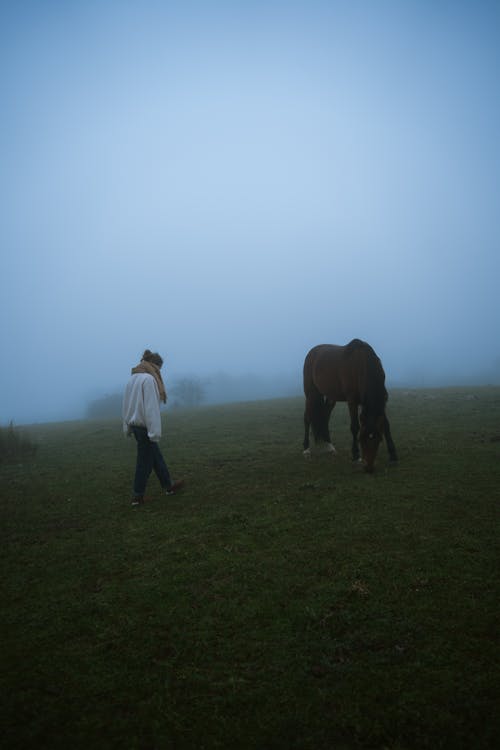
[359,412,385,473]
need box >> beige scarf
[131,360,167,403]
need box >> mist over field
[1,1,499,425]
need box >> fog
[1,1,499,425]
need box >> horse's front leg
[348,402,361,462]
[384,415,398,462]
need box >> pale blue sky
[1,1,499,423]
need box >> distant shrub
[171,377,206,408]
[86,393,122,419]
[0,422,38,464]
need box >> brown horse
[303,339,397,472]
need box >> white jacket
[122,373,162,442]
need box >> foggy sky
[1,0,499,424]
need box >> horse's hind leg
[323,398,335,446]
[348,402,361,462]
[303,393,336,456]
[303,404,312,454]
[384,416,398,462]
[303,391,321,455]
[316,398,336,455]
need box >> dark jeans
[131,426,171,497]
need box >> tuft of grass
[0,388,499,749]
[0,421,38,464]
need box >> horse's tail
[303,349,331,442]
[303,347,328,440]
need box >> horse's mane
[345,339,387,413]
[344,338,376,358]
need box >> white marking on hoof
[303,448,312,460]
[307,442,337,456]
[317,442,337,455]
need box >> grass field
[1,387,499,749]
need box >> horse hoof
[303,449,312,460]
[322,443,336,455]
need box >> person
[123,349,184,506]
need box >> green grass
[1,388,499,749]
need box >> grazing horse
[303,339,398,473]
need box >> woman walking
[123,349,184,506]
